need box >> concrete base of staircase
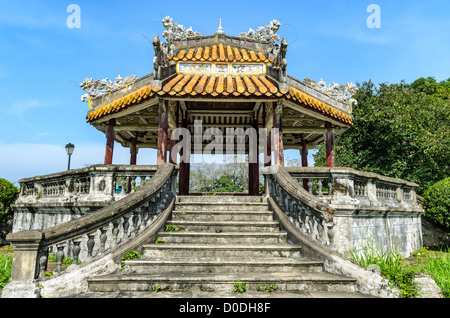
[81,196,375,298]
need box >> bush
[422,177,450,230]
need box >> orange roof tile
[86,75,353,126]
[171,44,271,63]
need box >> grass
[414,245,450,298]
[347,238,450,298]
[0,245,14,289]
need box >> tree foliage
[314,77,450,195]
[189,159,248,192]
[0,178,19,222]
[422,177,450,230]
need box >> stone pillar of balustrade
[1,230,43,298]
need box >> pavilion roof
[86,74,353,125]
[84,17,356,128]
[170,43,273,64]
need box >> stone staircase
[83,196,370,298]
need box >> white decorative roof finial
[215,18,225,34]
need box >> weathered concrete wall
[12,204,105,233]
[333,210,423,257]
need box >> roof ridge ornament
[304,78,359,106]
[215,18,225,35]
[162,16,202,42]
[239,20,281,44]
[80,75,137,103]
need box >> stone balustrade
[2,163,178,298]
[285,167,420,209]
[262,166,335,248]
[12,165,162,233]
[263,166,423,257]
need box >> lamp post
[65,143,75,170]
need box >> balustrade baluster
[72,239,82,265]
[131,211,140,236]
[54,244,65,274]
[86,233,96,259]
[322,219,330,246]
[312,218,319,240]
[39,248,48,278]
[122,215,130,242]
[120,178,127,194]
[112,220,120,247]
[308,180,313,194]
[130,177,136,193]
[318,180,323,197]
[99,227,108,254]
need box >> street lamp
[65,143,75,170]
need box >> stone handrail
[285,167,421,209]
[3,163,178,298]
[16,164,160,205]
[262,165,335,248]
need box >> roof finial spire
[215,18,225,34]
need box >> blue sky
[0,0,449,184]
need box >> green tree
[0,178,19,223]
[422,177,450,230]
[189,157,248,192]
[314,78,450,195]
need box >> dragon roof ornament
[239,20,281,44]
[80,75,137,103]
[304,78,359,106]
[161,16,202,42]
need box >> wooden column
[300,135,309,191]
[179,110,190,195]
[273,102,284,166]
[169,103,179,165]
[130,137,137,165]
[157,99,168,165]
[104,118,116,165]
[127,137,138,193]
[325,122,335,167]
[263,102,271,167]
[249,111,259,196]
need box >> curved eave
[86,75,354,126]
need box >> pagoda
[81,17,357,196]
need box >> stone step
[166,220,279,232]
[175,202,270,212]
[177,195,264,203]
[142,244,301,258]
[122,257,323,275]
[87,272,358,294]
[172,210,274,222]
[156,231,287,244]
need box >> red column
[130,137,137,165]
[273,102,284,166]
[301,135,309,191]
[169,104,179,165]
[157,100,168,165]
[179,110,190,195]
[249,111,259,195]
[263,103,271,167]
[104,118,115,165]
[325,122,335,167]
